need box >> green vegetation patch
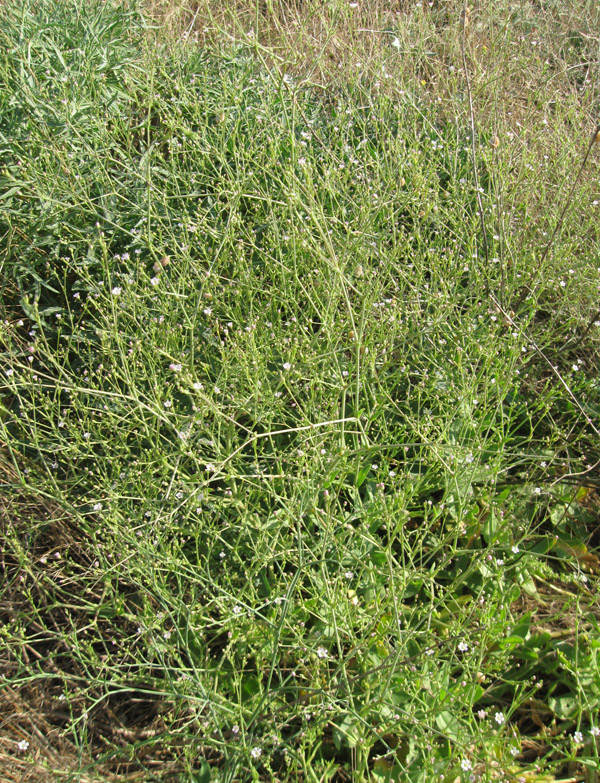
[1,1,599,781]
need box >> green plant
[1,0,599,781]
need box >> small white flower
[282,362,292,371]
[494,711,505,725]
[250,746,262,760]
[458,641,468,652]
[511,545,519,554]
[590,726,600,737]
[193,382,204,390]
[93,502,103,511]
[150,276,160,286]
[203,307,212,316]
[460,758,472,771]
[344,570,354,579]
[6,368,14,376]
[391,37,400,49]
[169,363,182,372]
[233,605,242,615]
[205,463,216,473]
[477,709,487,720]
[111,286,122,295]
[17,739,29,752]
[316,646,328,659]
[573,731,583,744]
[163,400,172,408]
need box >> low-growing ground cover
[1,0,599,781]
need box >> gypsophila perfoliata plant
[1,0,599,781]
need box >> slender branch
[562,304,600,351]
[488,291,600,441]
[514,123,600,312]
[460,3,491,298]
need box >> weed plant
[1,0,599,781]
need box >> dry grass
[0,459,97,781]
[0,456,182,782]
[144,0,600,242]
[144,0,600,119]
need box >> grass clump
[1,0,600,781]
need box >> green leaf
[548,694,577,719]
[511,612,532,640]
[191,759,211,783]
[242,674,261,699]
[516,570,539,598]
[332,713,360,750]
[369,548,387,567]
[355,463,370,487]
[435,710,463,742]
[482,507,499,543]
